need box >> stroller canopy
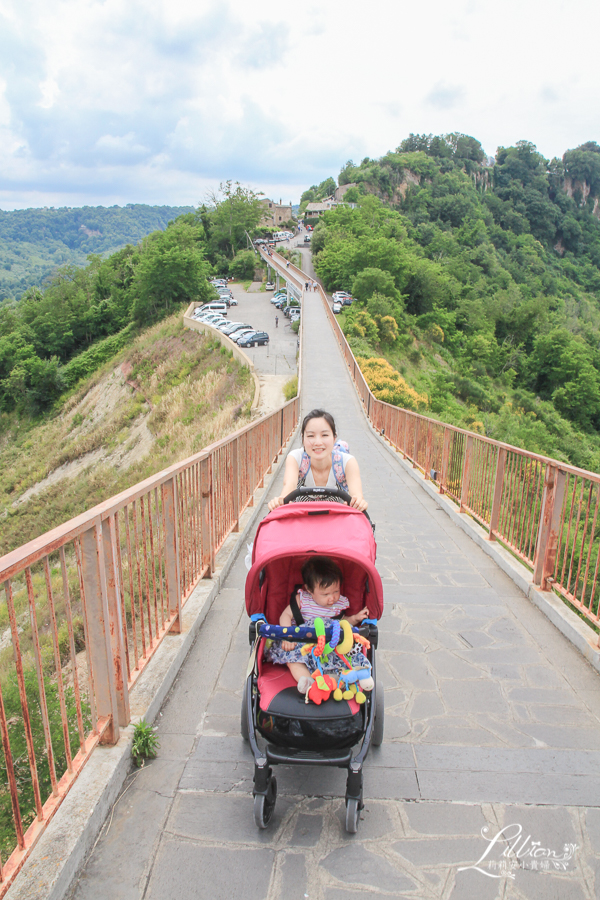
[245,502,384,623]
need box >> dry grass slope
[0,311,254,556]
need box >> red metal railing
[0,396,299,892]
[264,246,600,641]
[290,261,600,637]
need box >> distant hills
[0,204,194,300]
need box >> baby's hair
[302,556,342,592]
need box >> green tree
[352,267,398,302]
[132,222,210,324]
[229,249,256,280]
[206,181,263,258]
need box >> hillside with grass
[0,310,253,555]
[0,204,194,301]
[309,134,600,472]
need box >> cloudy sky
[0,0,597,210]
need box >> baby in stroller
[265,555,374,695]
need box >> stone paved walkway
[68,265,600,900]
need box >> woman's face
[303,417,335,461]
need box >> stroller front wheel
[254,776,277,829]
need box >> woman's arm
[268,454,300,511]
[344,457,368,511]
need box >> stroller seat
[257,655,364,750]
[258,659,360,718]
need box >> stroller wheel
[345,797,361,834]
[372,682,385,747]
[254,776,277,829]
[241,678,250,742]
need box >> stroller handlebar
[283,486,353,505]
[282,487,374,529]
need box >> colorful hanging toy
[301,618,372,705]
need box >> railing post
[402,411,408,458]
[200,456,215,577]
[424,422,433,479]
[102,515,130,726]
[533,465,566,588]
[488,448,507,541]
[440,428,451,494]
[162,477,181,634]
[412,418,419,467]
[80,522,120,744]
[460,435,474,513]
[232,440,240,533]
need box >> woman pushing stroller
[268,409,368,512]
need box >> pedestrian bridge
[3,248,600,900]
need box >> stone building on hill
[260,199,293,227]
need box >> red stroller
[243,487,385,833]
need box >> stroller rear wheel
[345,796,362,833]
[254,776,277,829]
[372,682,385,747]
[241,678,250,742]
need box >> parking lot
[223,280,299,413]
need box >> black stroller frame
[241,487,385,833]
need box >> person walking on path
[275,315,279,328]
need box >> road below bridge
[68,255,600,900]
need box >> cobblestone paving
[69,275,600,899]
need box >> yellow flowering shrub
[357,357,428,411]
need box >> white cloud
[0,0,599,208]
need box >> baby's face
[309,580,341,608]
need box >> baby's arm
[279,604,295,651]
[344,606,369,626]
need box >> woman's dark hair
[302,556,343,591]
[301,409,337,440]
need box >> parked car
[232,328,256,343]
[265,282,275,290]
[273,291,287,299]
[193,310,224,321]
[218,320,242,333]
[274,299,287,310]
[332,302,342,314]
[237,331,269,347]
[332,291,352,302]
[343,296,353,306]
[196,311,227,323]
[222,322,251,335]
[196,315,227,327]
[304,236,311,243]
[197,302,228,314]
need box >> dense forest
[0,203,194,300]
[0,182,264,421]
[309,135,600,471]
